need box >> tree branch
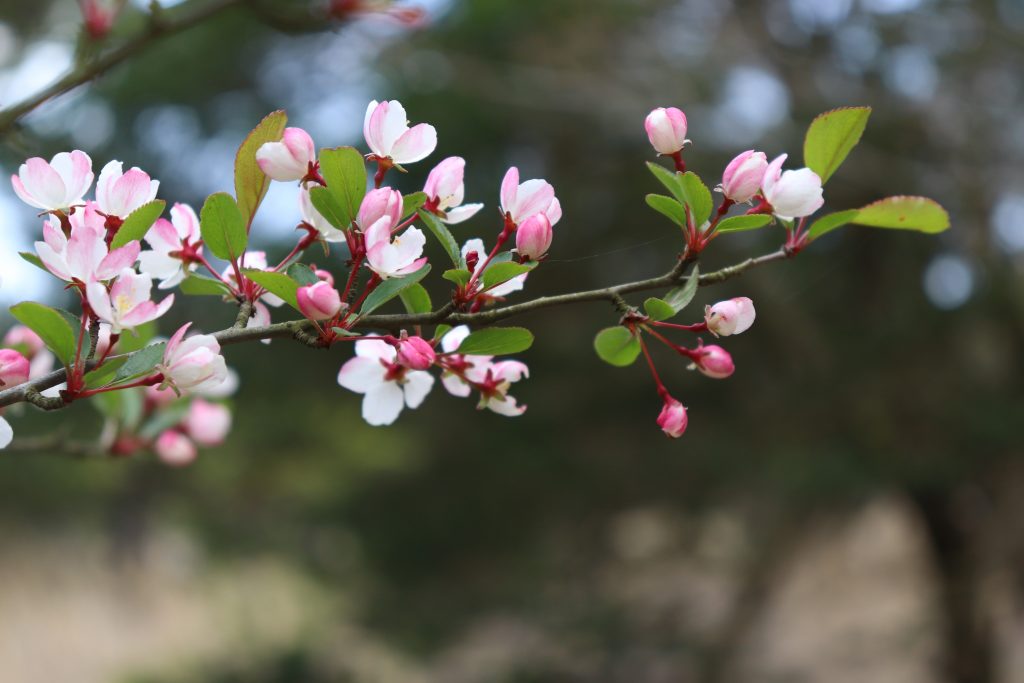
[0,248,789,410]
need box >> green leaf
[112,200,165,248]
[418,210,462,267]
[643,298,676,322]
[309,186,348,230]
[852,196,950,234]
[242,269,299,310]
[434,324,452,341]
[457,327,534,355]
[482,261,533,289]
[180,274,231,296]
[443,268,472,286]
[593,327,641,367]
[235,110,288,228]
[117,321,158,352]
[679,172,712,226]
[803,106,871,184]
[319,147,366,228]
[114,342,166,382]
[646,162,687,205]
[715,214,773,234]
[200,192,248,261]
[84,357,127,389]
[807,209,860,240]
[645,194,687,227]
[663,264,700,313]
[287,263,319,286]
[9,302,77,365]
[402,191,428,220]
[19,251,46,273]
[360,264,431,315]
[399,283,432,314]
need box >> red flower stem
[76,373,164,399]
[650,320,707,333]
[638,335,669,397]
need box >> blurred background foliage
[0,0,1022,681]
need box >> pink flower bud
[704,297,756,337]
[357,187,403,233]
[761,154,824,220]
[397,336,436,371]
[0,349,30,388]
[3,326,45,358]
[693,345,735,379]
[314,268,334,286]
[155,430,197,467]
[296,281,342,321]
[184,399,232,447]
[161,323,228,394]
[644,107,689,155]
[515,213,553,261]
[720,150,768,203]
[657,396,688,438]
[96,160,159,219]
[256,127,316,182]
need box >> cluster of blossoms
[1,90,945,457]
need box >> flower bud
[644,107,688,155]
[161,323,228,394]
[256,127,316,182]
[296,281,342,321]
[704,297,755,337]
[761,154,824,220]
[314,268,335,286]
[357,187,403,233]
[693,345,735,379]
[657,396,688,438]
[155,430,197,467]
[515,213,553,261]
[397,336,436,371]
[720,150,768,203]
[3,326,45,358]
[0,349,30,388]
[184,399,232,447]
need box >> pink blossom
[719,150,768,203]
[515,213,553,261]
[155,430,197,467]
[439,325,493,398]
[337,339,434,426]
[80,0,120,39]
[11,150,93,212]
[0,349,30,389]
[86,268,174,334]
[35,218,140,283]
[96,160,160,219]
[423,156,483,224]
[160,323,229,394]
[365,220,427,280]
[223,251,285,308]
[476,360,529,416]
[299,187,346,243]
[138,203,201,289]
[357,188,403,233]
[657,396,688,438]
[704,297,756,337]
[692,345,735,379]
[184,399,232,447]
[438,326,529,416]
[397,336,435,371]
[256,127,316,182]
[761,154,824,220]
[644,107,689,156]
[314,268,334,285]
[499,167,561,226]
[296,281,342,321]
[363,99,437,165]
[462,239,526,297]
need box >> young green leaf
[308,186,348,230]
[360,264,432,315]
[319,147,367,227]
[646,194,687,227]
[402,191,428,220]
[803,106,871,184]
[646,161,687,205]
[679,172,712,226]
[714,214,772,234]
[200,192,248,261]
[9,301,77,365]
[457,327,534,355]
[84,357,127,389]
[434,324,452,341]
[399,283,432,314]
[593,326,641,367]
[807,209,860,240]
[235,110,288,228]
[287,263,320,286]
[242,269,299,310]
[112,200,165,248]
[114,342,167,382]
[663,264,700,312]
[19,251,46,273]
[180,274,232,296]
[852,196,950,234]
[643,298,676,322]
[482,261,533,289]
[418,209,462,267]
[443,268,472,286]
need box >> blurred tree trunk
[910,489,993,683]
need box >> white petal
[337,356,387,393]
[0,416,12,448]
[402,371,434,408]
[362,382,405,426]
